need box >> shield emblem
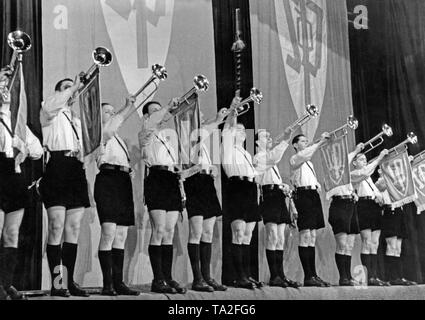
[382,158,409,197]
[274,0,327,140]
[100,0,174,117]
[412,164,425,197]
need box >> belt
[296,186,317,191]
[199,169,214,176]
[262,184,285,193]
[149,165,179,173]
[229,176,255,183]
[100,164,131,173]
[332,195,354,201]
[49,150,79,158]
[0,152,12,159]
[382,205,394,211]
[359,196,374,201]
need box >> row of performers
[0,67,418,300]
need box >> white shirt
[97,113,130,168]
[351,158,382,199]
[139,108,177,167]
[40,89,82,153]
[376,177,393,208]
[290,143,321,189]
[222,127,257,178]
[254,141,289,186]
[0,105,43,160]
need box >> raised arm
[351,149,388,183]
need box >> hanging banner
[412,152,425,214]
[380,148,417,208]
[319,133,350,192]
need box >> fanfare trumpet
[273,104,319,143]
[388,132,417,154]
[125,64,168,121]
[210,88,263,125]
[168,75,210,117]
[80,47,113,84]
[329,115,359,137]
[363,124,393,155]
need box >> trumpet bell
[7,30,32,52]
[306,104,319,117]
[348,115,359,130]
[92,47,113,67]
[250,88,263,104]
[407,132,418,145]
[382,124,393,137]
[152,64,167,80]
[194,75,209,92]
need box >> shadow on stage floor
[28,284,425,300]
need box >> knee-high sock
[46,244,62,288]
[298,247,311,279]
[370,254,378,279]
[384,255,396,281]
[111,248,125,286]
[335,253,347,280]
[396,256,403,279]
[308,247,317,277]
[276,250,285,279]
[148,245,163,281]
[200,242,212,281]
[188,243,202,282]
[161,245,173,281]
[231,244,245,280]
[361,254,371,279]
[242,244,252,278]
[98,250,113,288]
[345,255,352,279]
[266,250,278,279]
[62,242,78,287]
[0,247,18,289]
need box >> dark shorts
[357,199,382,231]
[260,189,291,225]
[184,173,222,219]
[94,168,135,226]
[144,169,183,212]
[227,179,260,223]
[328,198,359,235]
[0,156,29,213]
[39,152,90,210]
[293,189,325,231]
[381,207,407,239]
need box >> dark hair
[142,101,161,115]
[54,78,73,92]
[101,102,111,107]
[292,134,305,146]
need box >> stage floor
[29,284,425,300]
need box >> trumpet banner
[412,155,425,213]
[319,133,350,192]
[78,68,102,156]
[380,148,417,208]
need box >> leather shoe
[304,277,326,287]
[68,282,90,297]
[269,276,288,288]
[101,285,118,296]
[314,276,331,287]
[400,278,417,286]
[389,278,409,286]
[234,278,255,290]
[339,278,355,286]
[376,278,391,286]
[115,282,140,296]
[151,279,177,294]
[248,277,264,288]
[167,279,187,294]
[5,286,27,300]
[0,286,10,300]
[282,277,301,288]
[205,278,227,291]
[51,288,71,297]
[368,277,385,286]
[192,279,214,292]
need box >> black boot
[112,248,139,295]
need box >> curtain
[0,0,43,290]
[348,0,425,283]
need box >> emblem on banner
[321,139,345,185]
[382,158,409,197]
[274,0,327,139]
[100,0,174,117]
[413,164,425,197]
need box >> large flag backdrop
[41,0,219,288]
[250,0,356,284]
